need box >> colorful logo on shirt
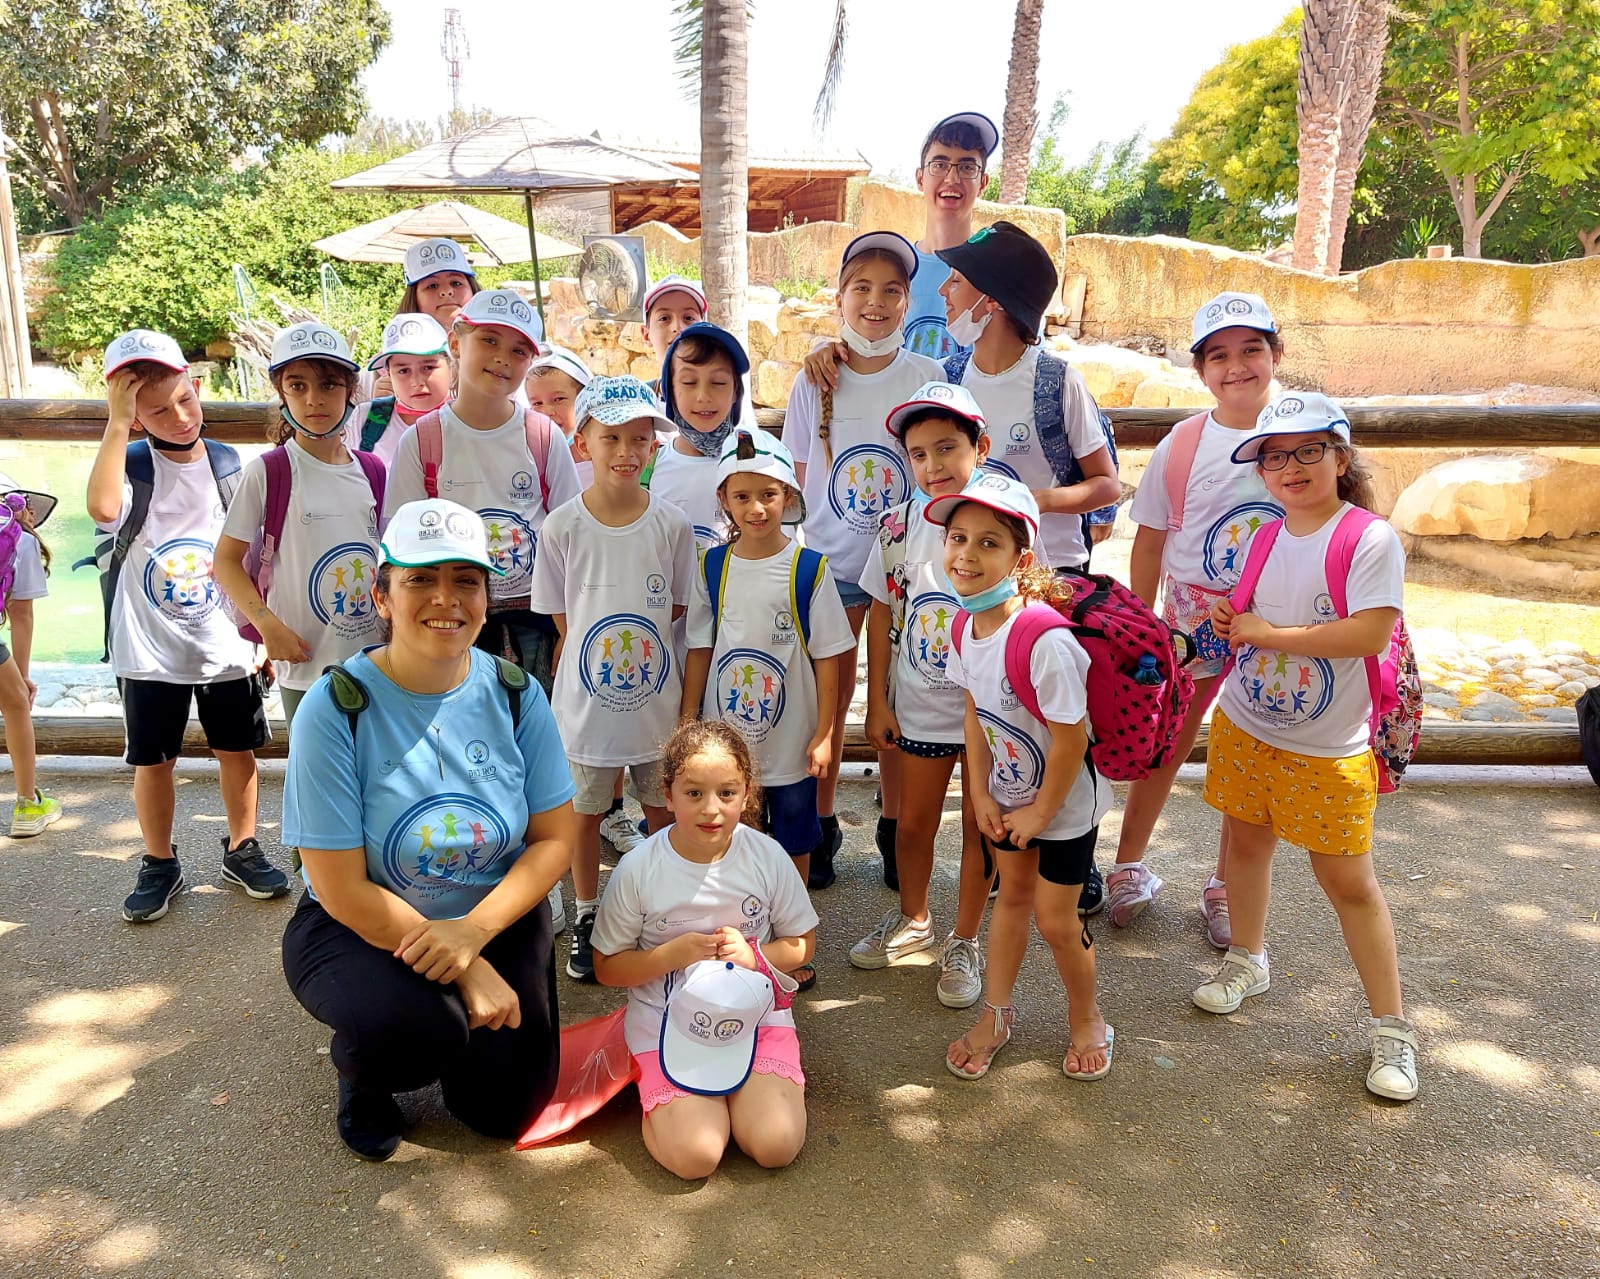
[828,443,908,533]
[511,470,535,497]
[742,893,762,918]
[904,590,959,688]
[381,792,514,899]
[905,316,956,360]
[976,708,1046,805]
[714,648,787,745]
[143,537,222,625]
[480,507,537,594]
[1201,501,1282,584]
[1003,422,1032,456]
[307,541,380,635]
[692,524,721,553]
[578,613,672,711]
[1233,645,1335,725]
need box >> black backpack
[1578,686,1600,788]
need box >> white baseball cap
[885,381,987,440]
[527,346,593,388]
[659,960,782,1096]
[923,471,1041,547]
[1231,392,1352,464]
[841,231,919,283]
[368,313,450,371]
[457,288,544,348]
[1190,292,1278,353]
[103,329,187,380]
[269,321,358,374]
[923,111,1000,159]
[573,375,674,432]
[380,498,504,575]
[403,237,477,286]
[715,427,806,524]
[642,274,707,320]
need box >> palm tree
[1324,0,1388,274]
[999,0,1045,204]
[697,0,749,347]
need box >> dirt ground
[2,759,1597,1279]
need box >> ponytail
[818,385,835,469]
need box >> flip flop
[946,1003,1014,1081]
[791,963,817,992]
[1063,1024,1114,1081]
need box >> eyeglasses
[924,159,983,181]
[1258,441,1334,470]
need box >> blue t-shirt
[282,648,577,919]
[904,247,965,362]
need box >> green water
[0,442,266,666]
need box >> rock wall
[1062,234,1600,398]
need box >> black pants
[282,893,561,1139]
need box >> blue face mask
[944,571,1017,614]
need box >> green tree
[1025,97,1188,237]
[1382,0,1600,258]
[0,0,390,230]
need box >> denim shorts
[763,776,821,857]
[835,578,873,611]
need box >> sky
[360,0,1296,177]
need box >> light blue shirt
[904,247,965,362]
[283,648,576,919]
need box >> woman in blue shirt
[281,498,576,1160]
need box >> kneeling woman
[282,499,576,1159]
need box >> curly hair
[1335,440,1377,512]
[661,720,764,830]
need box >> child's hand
[801,338,848,393]
[1209,596,1236,640]
[1227,610,1277,651]
[805,731,831,778]
[713,926,758,970]
[105,369,144,432]
[371,372,392,400]
[24,676,36,708]
[972,791,1006,842]
[262,617,313,663]
[865,699,900,752]
[665,932,722,970]
[1001,803,1048,850]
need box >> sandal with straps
[1063,1024,1115,1081]
[946,1001,1015,1081]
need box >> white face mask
[947,298,993,347]
[839,320,905,359]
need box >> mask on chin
[946,299,993,348]
[839,320,905,360]
[146,431,201,453]
[943,571,1017,614]
[280,403,356,441]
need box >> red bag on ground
[515,1006,638,1149]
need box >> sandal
[946,1002,1015,1081]
[1063,1024,1114,1081]
[791,962,817,992]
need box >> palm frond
[812,1,849,132]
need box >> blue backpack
[702,543,827,658]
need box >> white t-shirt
[946,609,1112,840]
[529,493,696,766]
[590,824,820,1056]
[858,499,966,744]
[787,349,943,586]
[1217,506,1405,758]
[383,404,582,606]
[686,543,856,786]
[99,449,255,683]
[649,439,724,554]
[960,346,1108,570]
[1128,413,1283,591]
[6,531,47,603]
[219,444,383,692]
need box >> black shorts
[894,735,963,759]
[120,675,270,766]
[989,825,1099,888]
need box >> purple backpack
[0,493,30,620]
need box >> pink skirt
[634,1025,805,1113]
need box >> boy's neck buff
[147,432,201,453]
[673,413,733,458]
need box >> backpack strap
[492,654,530,734]
[353,450,387,522]
[1220,518,1284,681]
[640,448,658,490]
[789,546,826,659]
[324,663,370,739]
[1004,603,1074,726]
[1323,506,1385,736]
[203,439,242,510]
[942,349,973,384]
[1031,350,1076,489]
[360,398,396,453]
[703,543,733,644]
[1162,412,1210,532]
[523,409,555,509]
[416,411,445,499]
[255,445,293,602]
[101,441,157,660]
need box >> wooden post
[0,147,31,398]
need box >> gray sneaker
[848,909,936,970]
[1192,945,1270,1014]
[547,883,567,935]
[1367,1016,1419,1101]
[936,934,984,1009]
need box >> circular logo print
[1225,298,1253,316]
[143,538,221,625]
[905,591,959,688]
[714,648,788,745]
[578,613,672,711]
[511,470,534,494]
[774,610,794,633]
[380,792,514,899]
[479,507,537,594]
[975,709,1046,805]
[904,316,954,358]
[646,573,667,595]
[714,1018,745,1041]
[420,509,441,527]
[828,443,908,533]
[1234,646,1335,726]
[1205,303,1224,320]
[307,541,381,634]
[1201,502,1283,584]
[465,739,490,766]
[1008,422,1029,443]
[742,894,762,918]
[1276,396,1306,418]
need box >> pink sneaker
[1201,882,1231,950]
[1105,864,1163,928]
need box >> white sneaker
[936,934,984,1009]
[1367,1016,1419,1101]
[547,883,567,935]
[600,808,641,854]
[848,909,936,970]
[1192,945,1269,1014]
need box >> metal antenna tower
[440,8,469,115]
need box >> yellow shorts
[1203,710,1377,857]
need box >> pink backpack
[1228,507,1423,793]
[416,407,556,506]
[0,493,28,621]
[239,446,387,643]
[952,574,1197,781]
[1160,411,1211,531]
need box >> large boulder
[1391,454,1600,541]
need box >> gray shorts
[0,638,10,667]
[568,758,667,814]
